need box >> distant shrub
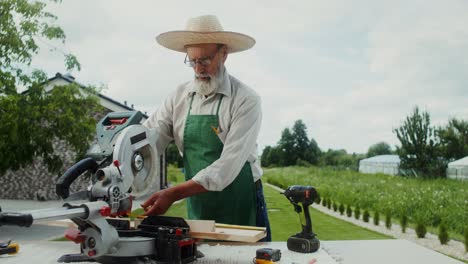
[363,210,370,223]
[373,211,380,226]
[385,212,392,229]
[415,221,427,238]
[346,204,352,217]
[339,204,345,215]
[354,206,361,220]
[296,159,312,167]
[322,198,327,207]
[326,199,332,209]
[315,196,321,205]
[438,222,449,245]
[400,214,408,233]
[332,202,338,212]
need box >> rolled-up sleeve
[191,95,262,191]
[143,93,174,152]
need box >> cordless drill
[283,185,320,253]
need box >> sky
[31,0,468,154]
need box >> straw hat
[156,15,255,53]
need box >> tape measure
[0,240,19,256]
[254,248,281,264]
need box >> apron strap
[216,94,224,116]
[187,93,196,117]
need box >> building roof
[360,154,400,164]
[448,156,468,167]
[45,73,148,118]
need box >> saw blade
[113,125,160,198]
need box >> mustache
[195,73,212,80]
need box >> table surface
[0,239,463,264]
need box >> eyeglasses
[184,45,223,68]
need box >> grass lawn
[134,171,391,241]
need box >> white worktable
[1,239,464,264]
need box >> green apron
[183,93,257,226]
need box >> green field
[263,166,468,239]
[139,166,391,241]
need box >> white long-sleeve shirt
[143,69,263,191]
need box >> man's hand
[141,188,176,216]
[140,180,208,216]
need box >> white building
[359,155,400,176]
[447,156,468,180]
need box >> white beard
[194,65,225,96]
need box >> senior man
[141,15,271,241]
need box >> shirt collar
[186,68,232,98]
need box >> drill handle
[301,203,313,236]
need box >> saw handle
[56,157,98,199]
[0,212,33,227]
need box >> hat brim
[156,31,255,53]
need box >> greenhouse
[358,155,400,176]
[447,156,468,180]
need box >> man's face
[186,43,227,83]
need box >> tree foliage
[367,141,392,157]
[261,120,321,167]
[437,118,468,161]
[261,119,365,169]
[393,107,443,177]
[278,128,296,166]
[292,120,310,162]
[0,0,100,175]
[0,0,80,92]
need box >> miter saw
[0,111,199,264]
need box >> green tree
[261,145,283,167]
[367,141,392,157]
[308,138,321,165]
[261,120,322,167]
[261,146,272,167]
[0,0,101,175]
[268,147,282,166]
[278,128,296,166]
[292,120,310,163]
[319,149,346,166]
[393,107,443,177]
[437,118,468,161]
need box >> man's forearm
[168,179,208,201]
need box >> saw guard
[113,125,160,198]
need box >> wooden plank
[190,227,266,243]
[186,220,267,242]
[185,220,215,232]
[215,223,266,231]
